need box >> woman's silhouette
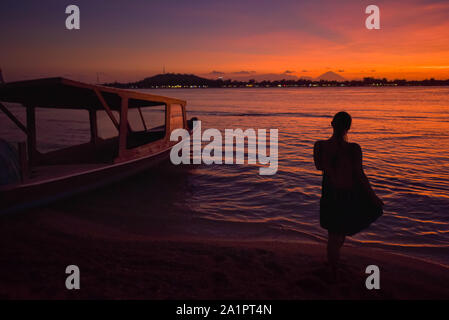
[314,112,383,279]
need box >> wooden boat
[0,77,196,214]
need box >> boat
[0,77,196,214]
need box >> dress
[320,172,383,236]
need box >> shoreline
[122,85,449,90]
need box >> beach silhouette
[314,112,384,279]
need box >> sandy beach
[0,206,448,300]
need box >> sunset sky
[1,0,449,82]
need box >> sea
[1,86,448,266]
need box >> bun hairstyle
[332,111,352,140]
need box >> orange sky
[1,0,449,82]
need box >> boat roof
[0,77,186,110]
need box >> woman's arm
[314,141,323,170]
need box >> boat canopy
[0,77,186,110]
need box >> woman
[314,112,383,279]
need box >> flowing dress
[319,143,383,236]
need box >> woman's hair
[331,111,352,139]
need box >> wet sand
[0,206,448,300]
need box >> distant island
[104,73,449,89]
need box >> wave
[188,110,331,118]
[188,110,449,122]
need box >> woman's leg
[327,232,338,268]
[327,232,345,277]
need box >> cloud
[229,72,299,81]
[234,70,256,74]
[338,69,345,73]
[283,70,295,74]
[209,70,225,76]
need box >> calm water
[1,87,449,265]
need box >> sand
[0,207,448,300]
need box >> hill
[315,71,346,82]
[110,73,218,88]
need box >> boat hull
[0,147,172,215]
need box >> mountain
[126,73,218,88]
[315,71,346,82]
